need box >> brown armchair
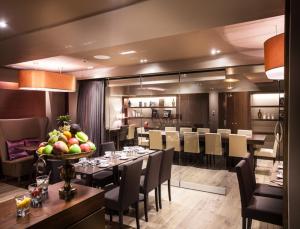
[0,117,48,182]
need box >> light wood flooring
[106,159,282,229]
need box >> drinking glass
[15,194,31,217]
[28,183,42,207]
[36,175,49,199]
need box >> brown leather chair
[140,151,163,222]
[236,160,283,229]
[158,148,174,209]
[0,117,48,182]
[244,153,283,199]
[105,159,143,229]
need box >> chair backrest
[119,159,143,209]
[159,148,174,184]
[217,129,231,137]
[229,134,248,158]
[235,160,255,210]
[119,125,129,141]
[149,130,163,150]
[243,153,256,187]
[137,127,146,134]
[180,127,193,135]
[165,127,176,132]
[205,133,222,155]
[184,132,200,153]
[166,131,180,152]
[127,124,135,140]
[100,142,115,156]
[273,134,279,156]
[237,129,253,138]
[197,128,210,134]
[143,151,163,192]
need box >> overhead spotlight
[140,59,148,63]
[87,66,94,69]
[211,48,221,55]
[120,50,136,55]
[0,20,8,29]
[94,55,111,60]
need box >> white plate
[98,163,110,168]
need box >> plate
[98,163,110,168]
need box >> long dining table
[74,147,156,186]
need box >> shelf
[127,106,176,109]
[127,117,178,119]
[253,131,275,135]
[251,119,279,121]
[250,106,284,108]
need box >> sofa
[0,117,48,181]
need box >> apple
[87,141,96,151]
[39,142,47,148]
[43,145,53,155]
[37,146,45,155]
[53,141,69,155]
[80,143,91,153]
[68,138,79,146]
[69,144,81,154]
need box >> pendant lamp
[19,70,76,92]
[264,33,284,80]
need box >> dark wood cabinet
[219,92,250,133]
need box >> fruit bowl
[40,151,94,160]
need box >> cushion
[24,138,40,147]
[254,148,275,158]
[6,140,29,160]
[105,187,120,210]
[254,184,283,199]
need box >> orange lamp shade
[19,70,76,92]
[264,33,284,80]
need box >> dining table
[269,161,284,187]
[74,146,156,186]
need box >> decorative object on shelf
[264,33,284,80]
[144,121,149,130]
[279,97,284,106]
[139,101,142,107]
[159,98,164,107]
[163,110,171,118]
[128,100,131,107]
[257,109,262,119]
[279,110,285,120]
[172,98,176,107]
[36,117,96,200]
[150,101,155,107]
[271,114,275,119]
[144,102,147,107]
[152,109,159,118]
[263,114,267,119]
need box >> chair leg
[158,184,162,209]
[109,210,113,224]
[213,155,216,167]
[247,218,252,229]
[155,188,159,212]
[144,193,148,222]
[242,217,246,229]
[119,211,123,228]
[168,179,171,202]
[135,202,140,229]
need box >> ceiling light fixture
[140,59,148,63]
[120,50,136,55]
[87,66,94,69]
[94,55,111,60]
[211,48,221,55]
[19,70,76,92]
[0,20,8,28]
[264,33,284,80]
[224,78,239,83]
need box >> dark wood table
[0,182,105,229]
[74,150,156,186]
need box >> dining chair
[197,128,210,134]
[166,131,181,152]
[205,133,222,167]
[244,153,283,199]
[137,127,149,147]
[105,159,143,229]
[119,125,129,149]
[100,141,115,156]
[149,130,163,150]
[237,129,253,138]
[254,134,279,165]
[236,160,283,229]
[140,151,163,222]
[229,134,248,158]
[180,127,193,135]
[217,128,232,137]
[158,148,174,209]
[184,132,200,154]
[126,124,136,145]
[165,126,176,132]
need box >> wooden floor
[106,159,282,229]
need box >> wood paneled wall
[0,89,46,119]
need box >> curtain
[77,80,105,153]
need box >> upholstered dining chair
[254,134,279,164]
[166,131,181,152]
[126,124,136,145]
[244,153,283,199]
[197,128,210,134]
[205,133,222,166]
[158,148,174,209]
[165,126,176,132]
[105,159,143,229]
[217,128,232,137]
[137,127,149,147]
[229,134,248,158]
[236,160,283,229]
[183,132,200,154]
[180,127,193,135]
[99,141,115,156]
[237,129,253,138]
[149,130,163,150]
[140,151,163,222]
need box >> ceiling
[0,0,284,78]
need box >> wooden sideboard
[0,182,105,229]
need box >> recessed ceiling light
[87,66,94,69]
[140,59,148,63]
[120,50,136,55]
[0,20,8,29]
[211,48,221,55]
[94,55,111,60]
[224,78,239,83]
